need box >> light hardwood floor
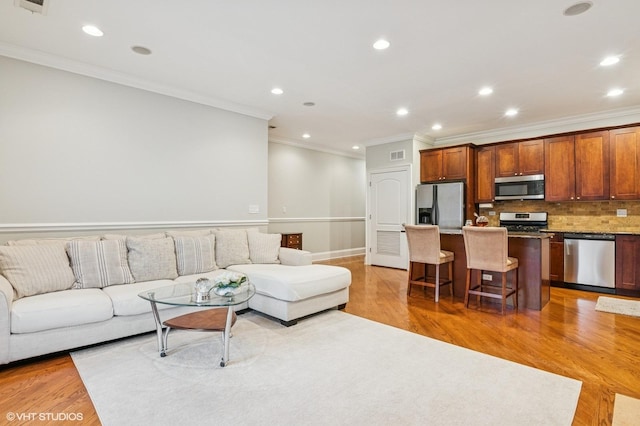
[1,256,638,425]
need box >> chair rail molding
[0,220,269,233]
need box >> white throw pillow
[126,237,178,282]
[173,235,217,276]
[247,232,281,264]
[213,229,252,268]
[66,239,135,288]
[0,245,76,298]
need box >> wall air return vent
[389,150,405,161]
[14,0,49,15]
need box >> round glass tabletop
[138,281,255,307]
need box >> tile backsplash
[478,200,640,233]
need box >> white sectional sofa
[0,228,351,365]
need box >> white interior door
[368,167,410,269]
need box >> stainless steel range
[499,212,548,233]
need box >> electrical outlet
[282,206,287,214]
[482,274,493,281]
[617,209,627,217]
[248,204,260,214]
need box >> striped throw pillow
[173,235,217,276]
[66,239,134,288]
[0,245,76,298]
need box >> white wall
[0,56,267,237]
[268,142,366,258]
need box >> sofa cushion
[102,280,177,316]
[247,232,281,264]
[11,288,113,333]
[173,235,217,276]
[213,229,251,268]
[126,237,178,282]
[66,239,135,288]
[0,245,76,299]
[227,264,351,302]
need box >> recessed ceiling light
[303,102,315,107]
[600,56,620,67]
[373,39,390,50]
[82,25,103,37]
[271,88,284,95]
[131,46,152,55]
[302,133,311,139]
[607,88,624,97]
[563,2,593,16]
[396,108,409,116]
[505,108,519,117]
[352,145,360,150]
[478,87,493,96]
[432,123,442,130]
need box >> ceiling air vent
[14,0,49,15]
[390,150,405,161]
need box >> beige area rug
[72,310,582,426]
[595,296,640,317]
[613,394,640,426]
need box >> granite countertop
[542,228,640,236]
[438,228,551,238]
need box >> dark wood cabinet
[615,235,640,296]
[545,136,575,201]
[495,140,544,178]
[610,126,640,200]
[420,145,476,223]
[281,233,302,250]
[549,233,564,283]
[545,131,609,201]
[575,131,609,201]
[475,146,495,202]
[420,146,468,183]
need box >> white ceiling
[1,0,639,157]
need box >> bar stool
[462,226,518,314]
[404,225,454,302]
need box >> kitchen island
[438,231,551,310]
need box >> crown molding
[363,132,416,148]
[0,43,274,121]
[268,137,365,159]
[431,106,640,146]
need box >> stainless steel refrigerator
[416,182,465,230]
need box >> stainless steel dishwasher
[564,233,615,289]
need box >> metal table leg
[220,306,233,367]
[149,299,167,357]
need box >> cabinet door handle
[611,196,616,199]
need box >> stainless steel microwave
[494,174,545,200]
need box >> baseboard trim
[0,220,269,234]
[311,248,366,262]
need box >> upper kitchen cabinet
[420,145,470,183]
[610,126,640,200]
[475,146,495,203]
[545,131,609,201]
[495,139,544,177]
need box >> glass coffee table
[138,282,255,367]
